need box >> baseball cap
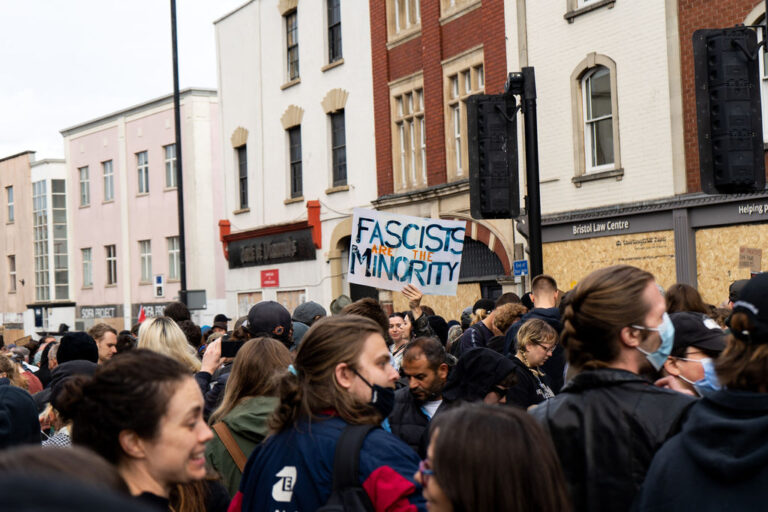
[244,301,292,343]
[292,301,327,326]
[731,273,768,344]
[729,279,749,303]
[669,312,726,354]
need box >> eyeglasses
[532,340,558,353]
[418,459,434,486]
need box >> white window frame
[137,151,149,194]
[6,186,13,223]
[167,236,180,281]
[8,256,15,293]
[581,66,614,173]
[79,166,90,206]
[390,73,426,192]
[82,248,93,288]
[106,245,117,285]
[139,240,152,283]
[102,160,114,202]
[164,144,177,188]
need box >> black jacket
[506,357,554,409]
[454,321,494,356]
[388,387,431,458]
[634,389,768,511]
[504,307,566,392]
[530,368,695,512]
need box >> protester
[56,349,228,511]
[389,337,451,457]
[138,316,203,372]
[665,283,710,315]
[504,274,566,392]
[0,382,39,449]
[727,278,749,308]
[116,330,136,354]
[530,265,695,512]
[232,315,425,511]
[441,347,516,407]
[164,301,191,323]
[454,298,498,356]
[0,354,28,390]
[341,297,390,337]
[489,302,528,353]
[241,301,293,351]
[212,314,231,334]
[88,323,118,365]
[206,338,292,497]
[33,339,57,387]
[427,315,449,346]
[292,301,326,327]
[418,403,571,512]
[507,319,557,409]
[636,272,768,510]
[389,312,409,367]
[445,323,463,354]
[178,319,204,353]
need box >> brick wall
[678,0,767,192]
[369,0,508,197]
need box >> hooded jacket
[206,395,279,497]
[441,347,516,405]
[503,307,566,392]
[530,368,694,512]
[0,382,40,449]
[634,389,768,511]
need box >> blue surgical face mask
[633,312,675,371]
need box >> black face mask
[353,370,395,418]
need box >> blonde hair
[516,319,557,376]
[0,354,28,389]
[471,308,490,324]
[138,317,201,372]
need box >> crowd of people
[1,264,767,511]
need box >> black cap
[57,332,98,364]
[731,273,768,343]
[0,386,39,449]
[729,279,750,303]
[442,348,515,403]
[244,301,292,343]
[214,313,231,323]
[472,298,496,314]
[670,312,726,354]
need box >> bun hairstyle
[561,265,654,370]
[56,349,192,465]
[269,315,385,432]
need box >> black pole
[170,0,187,304]
[522,67,543,278]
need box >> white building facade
[215,0,378,316]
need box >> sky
[0,0,245,159]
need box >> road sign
[513,260,529,277]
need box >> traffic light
[693,27,765,194]
[467,94,519,218]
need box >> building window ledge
[163,187,178,192]
[81,286,93,290]
[233,207,250,215]
[102,199,114,205]
[325,184,349,195]
[439,1,481,26]
[105,283,117,288]
[572,168,624,187]
[284,196,304,205]
[386,27,421,50]
[565,0,616,23]
[321,59,344,73]
[79,204,90,209]
[167,278,180,283]
[280,78,301,90]
[7,291,15,295]
[139,281,152,286]
[136,192,149,198]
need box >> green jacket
[205,395,279,497]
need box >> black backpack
[317,424,376,512]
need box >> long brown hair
[665,283,709,315]
[431,403,571,512]
[716,312,768,392]
[269,315,384,432]
[0,354,27,390]
[562,265,654,370]
[209,338,292,424]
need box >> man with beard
[389,336,451,457]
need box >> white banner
[348,208,466,296]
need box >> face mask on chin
[633,312,675,371]
[353,370,395,418]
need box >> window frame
[286,10,300,81]
[288,126,303,198]
[6,186,13,223]
[389,73,426,192]
[137,151,150,194]
[167,236,180,281]
[581,66,615,173]
[327,0,342,64]
[79,166,90,206]
[82,248,93,288]
[102,160,114,202]
[139,240,152,283]
[386,0,421,43]
[8,256,16,293]
[164,144,177,189]
[330,110,347,187]
[105,245,118,286]
[52,179,68,300]
[32,181,48,300]
[236,145,248,209]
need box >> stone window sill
[81,286,93,290]
[164,186,178,192]
[386,27,421,50]
[322,59,344,72]
[572,168,624,187]
[284,196,304,205]
[439,1,481,26]
[564,0,616,23]
[280,78,301,90]
[79,204,90,209]
[102,199,114,204]
[325,185,349,195]
[233,207,250,215]
[105,283,117,288]
[136,192,149,198]
[139,281,152,286]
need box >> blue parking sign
[513,260,529,277]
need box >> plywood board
[543,230,676,291]
[696,224,768,305]
[392,283,480,322]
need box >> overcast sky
[0,0,245,159]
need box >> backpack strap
[213,421,247,472]
[331,424,377,492]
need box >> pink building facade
[61,89,226,330]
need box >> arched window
[582,66,614,170]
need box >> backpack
[317,424,376,512]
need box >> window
[167,236,180,281]
[286,11,299,80]
[52,179,68,299]
[79,166,90,206]
[164,144,177,188]
[33,181,48,301]
[387,0,421,40]
[331,111,347,186]
[8,256,15,293]
[82,248,93,287]
[237,146,248,209]
[289,126,303,198]
[443,49,484,181]
[105,245,117,285]
[102,160,114,202]
[391,75,426,191]
[139,240,152,283]
[756,17,768,142]
[6,186,13,223]
[440,0,479,17]
[327,0,342,63]
[137,151,149,194]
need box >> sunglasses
[418,459,434,486]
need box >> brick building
[369,0,517,316]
